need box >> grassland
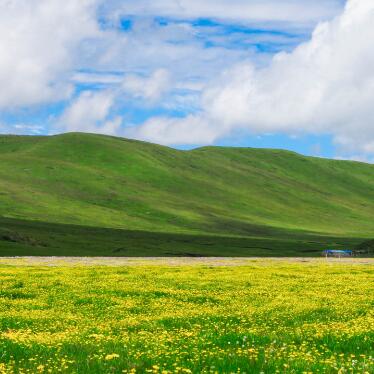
[0,217,366,257]
[0,259,372,373]
[0,133,373,256]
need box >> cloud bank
[130,0,374,156]
[0,0,99,108]
[2,0,374,159]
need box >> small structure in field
[323,249,353,258]
[355,239,374,256]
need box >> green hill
[0,132,373,256]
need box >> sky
[1,0,374,162]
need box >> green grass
[0,261,372,373]
[0,217,366,257]
[0,132,373,256]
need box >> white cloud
[58,68,173,134]
[59,91,120,135]
[0,122,44,135]
[104,0,343,26]
[91,1,342,87]
[0,0,99,109]
[131,0,374,156]
[334,154,374,164]
[122,69,171,101]
[0,0,342,126]
[125,115,218,145]
[14,124,44,135]
[90,17,252,85]
[72,72,123,85]
[2,0,357,157]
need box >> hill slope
[0,133,373,256]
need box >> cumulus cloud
[5,0,369,159]
[1,0,344,139]
[90,17,252,88]
[59,91,120,135]
[131,0,374,156]
[122,69,171,101]
[0,0,99,109]
[58,68,173,134]
[125,115,219,145]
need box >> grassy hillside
[0,216,365,257]
[0,132,373,256]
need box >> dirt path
[0,257,372,267]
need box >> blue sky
[1,0,373,162]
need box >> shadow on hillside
[0,216,366,257]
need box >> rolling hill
[0,132,373,256]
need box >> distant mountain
[0,133,373,256]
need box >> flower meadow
[0,260,372,373]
